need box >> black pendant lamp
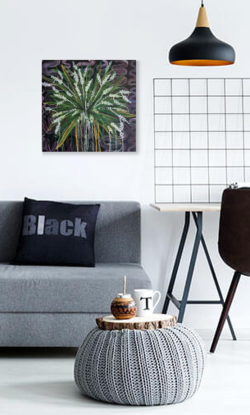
[169,1,235,66]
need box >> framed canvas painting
[42,60,136,152]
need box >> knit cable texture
[74,324,206,406]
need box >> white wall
[0,0,249,330]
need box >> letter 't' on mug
[133,289,161,317]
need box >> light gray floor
[0,330,249,415]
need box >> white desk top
[151,203,221,212]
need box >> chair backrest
[0,201,141,264]
[219,188,250,276]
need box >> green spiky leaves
[42,61,135,152]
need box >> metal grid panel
[153,78,250,203]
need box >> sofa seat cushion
[0,263,151,313]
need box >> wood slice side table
[96,313,177,331]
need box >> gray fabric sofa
[0,201,151,347]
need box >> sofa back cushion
[0,201,141,264]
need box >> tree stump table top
[96,313,177,331]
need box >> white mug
[134,289,161,317]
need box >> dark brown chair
[210,187,250,353]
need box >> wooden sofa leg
[210,271,241,353]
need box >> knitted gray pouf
[74,324,206,406]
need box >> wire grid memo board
[153,78,250,203]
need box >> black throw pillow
[12,198,100,267]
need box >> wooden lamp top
[196,6,209,28]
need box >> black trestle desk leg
[162,212,190,314]
[178,212,202,323]
[192,212,236,341]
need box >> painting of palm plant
[42,60,136,152]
